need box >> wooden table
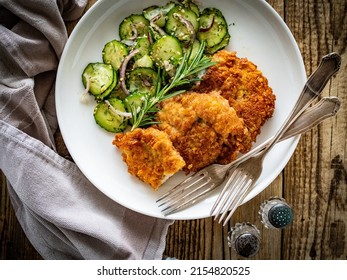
[1,0,346,260]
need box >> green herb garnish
[128,41,216,130]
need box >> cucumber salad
[81,0,230,133]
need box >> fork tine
[159,176,211,209]
[160,180,216,216]
[157,170,216,215]
[212,169,245,218]
[209,167,237,215]
[221,179,254,226]
[216,174,249,223]
[156,170,207,203]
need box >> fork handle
[281,96,340,141]
[290,53,341,117]
[262,52,341,155]
[249,96,340,157]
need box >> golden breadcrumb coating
[195,50,276,163]
[113,50,276,189]
[155,91,245,172]
[113,127,185,190]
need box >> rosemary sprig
[129,41,216,131]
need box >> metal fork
[157,52,341,216]
[211,53,341,225]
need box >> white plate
[56,0,306,220]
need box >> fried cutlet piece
[156,91,246,172]
[195,50,276,163]
[113,127,185,190]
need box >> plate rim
[56,0,306,220]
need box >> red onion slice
[119,49,140,95]
[173,13,196,44]
[199,16,215,32]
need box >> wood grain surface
[1,0,346,260]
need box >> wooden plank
[282,0,347,259]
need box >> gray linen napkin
[0,0,173,260]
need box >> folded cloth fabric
[0,0,173,260]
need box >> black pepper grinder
[259,197,293,229]
[227,222,261,258]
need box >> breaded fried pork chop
[195,50,276,163]
[155,91,246,172]
[113,50,275,189]
[113,127,185,190]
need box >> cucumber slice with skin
[107,85,128,100]
[143,2,175,28]
[82,63,117,98]
[187,1,200,17]
[197,8,228,48]
[133,37,151,60]
[165,5,199,44]
[124,92,147,112]
[143,6,160,19]
[151,35,183,74]
[180,0,200,17]
[124,92,147,124]
[119,14,150,41]
[205,33,230,54]
[98,70,118,100]
[133,54,154,68]
[148,25,163,42]
[93,98,128,132]
[143,5,166,27]
[184,39,201,64]
[102,40,128,70]
[127,67,158,95]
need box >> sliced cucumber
[124,92,147,111]
[143,2,175,27]
[127,67,158,95]
[107,85,128,100]
[133,54,154,68]
[82,63,117,99]
[119,14,150,41]
[205,33,230,54]
[102,40,128,70]
[143,5,166,27]
[151,35,183,73]
[98,71,118,100]
[197,8,228,48]
[133,37,151,60]
[93,98,128,132]
[160,1,176,14]
[187,1,200,17]
[148,25,164,42]
[165,5,199,44]
[143,6,160,20]
[180,0,200,16]
[184,39,201,64]
[124,92,147,124]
